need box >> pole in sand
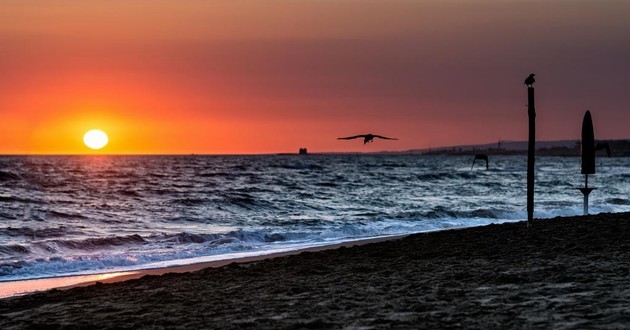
[579,111,596,215]
[525,74,536,227]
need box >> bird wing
[372,135,398,140]
[337,135,367,140]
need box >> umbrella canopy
[581,111,595,174]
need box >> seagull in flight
[337,133,399,145]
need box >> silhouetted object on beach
[471,154,489,170]
[579,110,601,215]
[525,74,536,227]
[299,148,308,155]
[337,134,399,145]
[581,111,596,175]
[595,143,611,157]
[524,74,535,87]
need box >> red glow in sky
[1,0,629,154]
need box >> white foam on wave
[0,213,548,282]
[0,206,630,282]
[3,203,630,282]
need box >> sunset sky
[1,0,629,154]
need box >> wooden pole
[527,86,536,227]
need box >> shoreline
[2,212,630,328]
[1,217,527,297]
[0,234,408,299]
[0,219,519,299]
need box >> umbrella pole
[584,174,588,215]
[578,174,595,216]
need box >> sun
[83,129,109,150]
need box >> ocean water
[1,155,629,282]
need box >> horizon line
[2,138,628,157]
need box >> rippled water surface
[1,155,629,280]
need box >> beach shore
[0,235,405,299]
[2,212,630,329]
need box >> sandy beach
[2,212,630,329]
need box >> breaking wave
[1,154,629,281]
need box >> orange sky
[1,0,629,154]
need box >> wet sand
[2,212,630,329]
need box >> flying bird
[471,154,489,170]
[524,73,535,87]
[595,142,612,157]
[337,134,399,145]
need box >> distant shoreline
[2,139,629,157]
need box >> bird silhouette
[524,74,535,87]
[595,142,611,157]
[337,134,399,145]
[471,154,489,170]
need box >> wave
[392,207,522,221]
[607,198,630,205]
[170,197,209,206]
[0,226,71,239]
[271,164,325,171]
[28,234,147,254]
[197,172,233,178]
[0,170,21,181]
[219,192,274,211]
[0,212,18,220]
[0,215,517,281]
[152,230,311,246]
[119,189,142,197]
[48,210,89,220]
[0,195,43,204]
[0,244,30,256]
[4,204,630,282]
[414,171,492,181]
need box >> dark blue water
[1,155,629,281]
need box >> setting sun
[83,129,109,150]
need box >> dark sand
[2,213,630,329]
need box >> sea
[1,155,629,282]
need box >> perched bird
[524,74,535,87]
[337,134,399,145]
